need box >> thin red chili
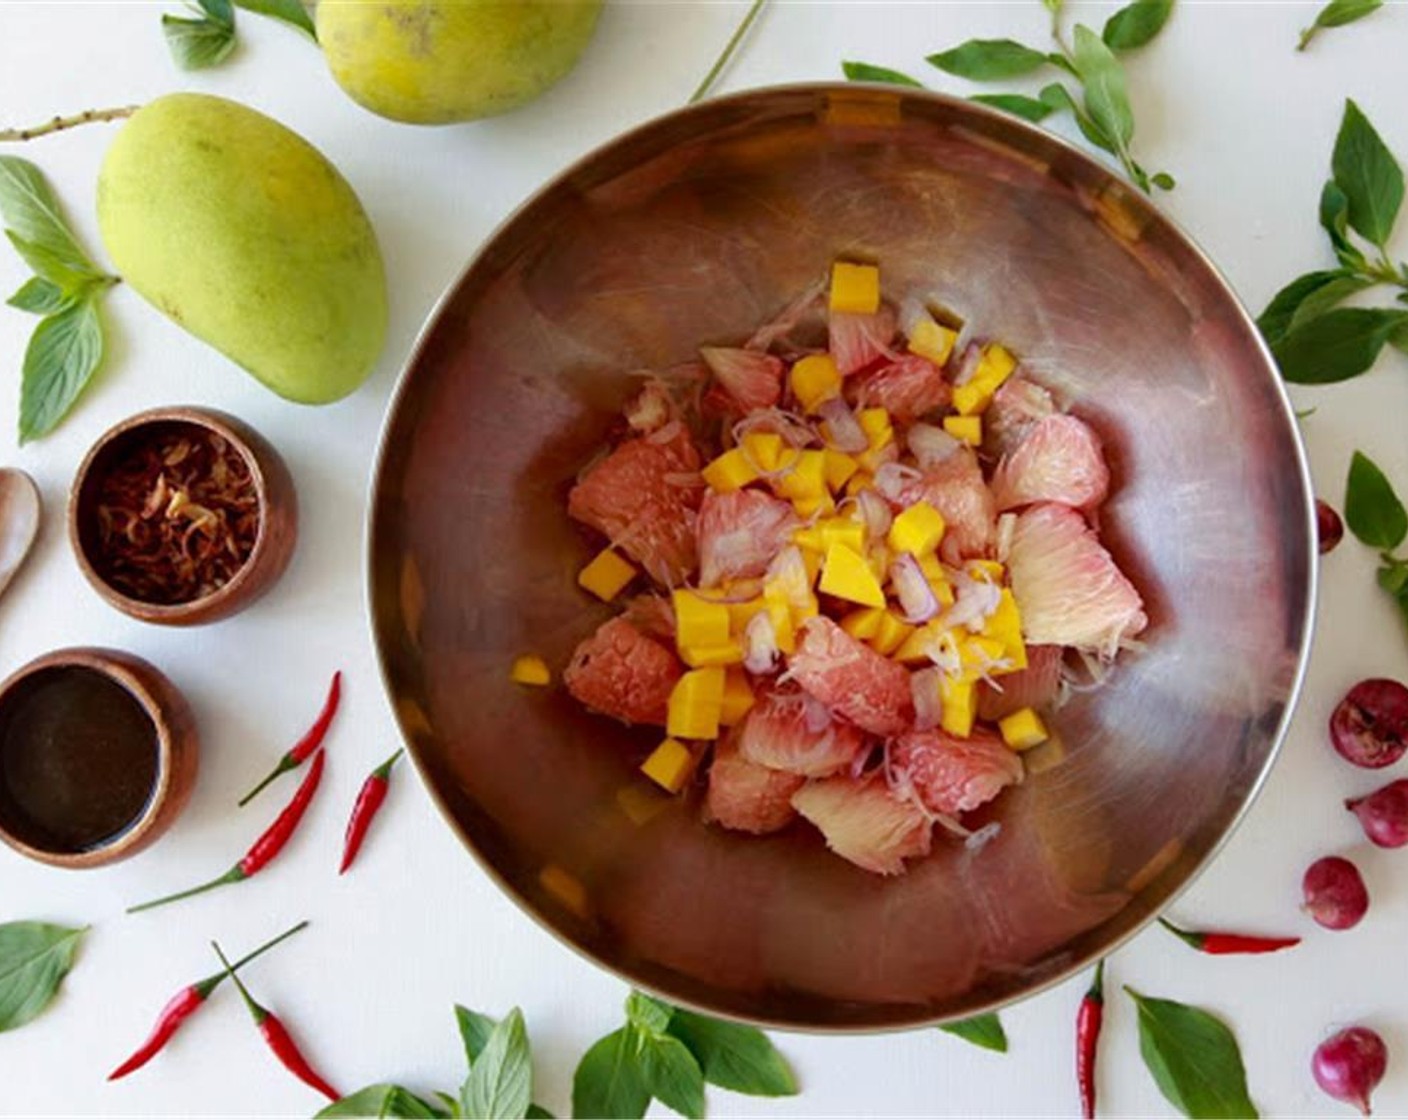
[108,920,308,1080]
[1077,959,1104,1120]
[239,672,342,806]
[339,748,403,874]
[128,751,326,913]
[212,942,340,1102]
[1158,917,1301,955]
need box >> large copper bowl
[368,85,1315,1029]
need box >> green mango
[97,93,386,404]
[317,0,603,125]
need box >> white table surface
[3,2,1408,1116]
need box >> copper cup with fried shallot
[69,407,297,625]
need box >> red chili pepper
[128,750,326,914]
[211,942,340,1102]
[1076,959,1104,1120]
[339,748,403,875]
[1158,917,1301,955]
[107,920,308,1080]
[239,672,342,806]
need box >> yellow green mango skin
[97,93,387,404]
[317,0,604,125]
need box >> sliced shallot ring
[891,552,939,623]
[815,395,870,453]
[743,612,781,674]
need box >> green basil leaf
[7,277,70,316]
[572,1028,651,1120]
[4,231,92,292]
[0,922,87,1032]
[970,93,1055,122]
[1272,306,1408,384]
[524,1106,553,1120]
[665,1009,798,1097]
[235,0,315,36]
[1038,82,1117,154]
[841,61,925,87]
[1102,0,1174,51]
[1073,25,1134,152]
[433,1091,463,1118]
[460,1007,532,1120]
[0,156,99,279]
[1319,180,1367,267]
[938,1013,1009,1053]
[625,991,675,1038]
[1332,99,1404,249]
[1299,0,1383,48]
[196,0,235,21]
[456,1005,498,1067]
[1392,318,1408,353]
[1377,560,1408,595]
[637,1029,706,1120]
[1346,450,1408,551]
[1289,275,1376,332]
[19,298,105,444]
[927,39,1050,80]
[1258,270,1353,345]
[316,1084,445,1119]
[1150,170,1176,190]
[1126,988,1258,1119]
[162,11,237,69]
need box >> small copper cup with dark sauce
[69,406,297,626]
[0,647,198,868]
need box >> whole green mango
[316,0,603,125]
[97,93,387,404]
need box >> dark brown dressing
[0,666,158,853]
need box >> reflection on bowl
[369,85,1315,1028]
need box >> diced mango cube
[857,408,893,450]
[510,655,551,686]
[725,596,766,634]
[790,354,842,412]
[982,588,1028,671]
[577,548,637,602]
[931,575,956,606]
[958,635,1008,681]
[666,667,726,740]
[819,517,866,553]
[798,546,823,586]
[871,611,915,657]
[702,447,760,493]
[845,470,875,496]
[792,525,825,552]
[680,642,745,668]
[966,559,1005,583]
[742,431,784,473]
[841,606,885,641]
[888,501,947,557]
[763,588,797,654]
[943,415,982,445]
[775,449,828,501]
[952,343,1018,415]
[641,738,696,793]
[830,261,881,314]
[979,342,1018,384]
[792,493,835,520]
[998,707,1049,751]
[819,542,887,608]
[823,449,860,492]
[908,316,958,366]
[672,590,730,650]
[719,669,756,726]
[866,544,890,584]
[940,676,976,738]
[766,548,819,617]
[895,621,945,664]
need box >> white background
[3,1,1408,1116]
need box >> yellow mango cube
[681,642,745,668]
[931,575,956,606]
[719,669,756,726]
[725,596,766,634]
[982,589,1028,671]
[908,315,958,366]
[510,654,551,686]
[999,707,1049,751]
[790,354,842,412]
[978,342,1018,384]
[857,408,893,450]
[763,588,797,654]
[940,676,977,738]
[895,621,945,664]
[775,449,828,501]
[672,590,730,650]
[943,415,982,445]
[641,738,696,793]
[742,431,784,472]
[841,606,886,641]
[830,261,881,314]
[666,667,726,740]
[799,546,823,586]
[888,501,947,557]
[845,470,875,497]
[823,449,860,492]
[792,525,825,552]
[966,559,1005,583]
[702,447,760,493]
[952,343,1018,415]
[819,542,887,608]
[958,635,1008,681]
[577,548,637,602]
[792,493,836,520]
[819,517,866,553]
[871,611,915,657]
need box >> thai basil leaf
[1299,0,1383,50]
[0,155,100,279]
[1258,270,1355,344]
[316,1085,446,1119]
[1289,274,1376,332]
[666,1008,799,1097]
[1320,179,1367,266]
[235,0,315,37]
[636,1029,706,1120]
[572,1028,651,1120]
[841,61,924,87]
[1102,0,1175,51]
[624,990,673,1037]
[0,922,87,1032]
[460,1008,532,1120]
[456,1005,497,1066]
[18,298,105,444]
[1073,24,1134,152]
[1332,98,1404,249]
[927,39,1050,80]
[162,0,237,70]
[1345,450,1408,551]
[938,1013,1009,1053]
[7,277,70,316]
[1271,306,1408,384]
[1126,988,1259,1119]
[970,93,1056,122]
[1039,82,1117,154]
[4,231,93,292]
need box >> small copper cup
[0,647,199,869]
[69,406,297,625]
